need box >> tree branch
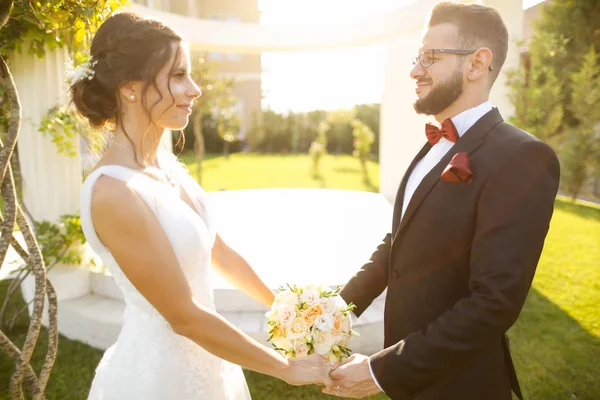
[0,55,20,189]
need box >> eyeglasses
[412,49,493,71]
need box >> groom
[324,2,560,399]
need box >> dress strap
[79,165,162,255]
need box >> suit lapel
[392,142,432,234]
[392,108,504,245]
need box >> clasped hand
[284,353,337,386]
[323,354,382,398]
[285,353,381,398]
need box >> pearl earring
[129,95,135,101]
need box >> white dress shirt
[401,101,493,221]
[366,101,493,392]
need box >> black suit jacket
[340,109,560,400]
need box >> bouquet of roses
[266,284,358,363]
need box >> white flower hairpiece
[65,57,98,86]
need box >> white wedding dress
[80,152,252,400]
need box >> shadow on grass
[332,166,361,174]
[508,288,600,400]
[0,280,103,399]
[310,173,326,188]
[553,198,600,221]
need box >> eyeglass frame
[412,49,493,71]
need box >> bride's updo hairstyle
[70,12,183,161]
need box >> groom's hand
[284,353,336,387]
[323,354,382,398]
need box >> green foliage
[0,0,126,157]
[0,0,127,63]
[246,105,379,156]
[327,108,356,154]
[0,86,10,134]
[561,47,600,199]
[308,121,329,177]
[188,56,240,152]
[38,105,98,157]
[508,1,600,198]
[506,31,566,142]
[351,118,375,182]
[34,213,92,269]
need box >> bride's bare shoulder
[90,175,146,225]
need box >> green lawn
[179,152,381,193]
[1,154,599,399]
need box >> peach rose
[332,316,343,335]
[287,317,310,339]
[301,304,324,325]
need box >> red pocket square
[441,152,473,183]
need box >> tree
[326,108,356,154]
[351,118,375,183]
[0,1,124,398]
[562,47,600,199]
[246,110,264,152]
[189,56,238,182]
[309,121,329,178]
[507,29,566,143]
[507,0,600,198]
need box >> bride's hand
[282,353,337,386]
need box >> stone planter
[20,263,91,327]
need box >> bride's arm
[211,234,275,308]
[91,177,330,385]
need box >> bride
[72,12,332,400]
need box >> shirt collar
[450,101,493,137]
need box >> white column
[379,29,429,203]
[478,0,524,120]
[12,47,82,223]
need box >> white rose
[287,317,310,340]
[340,315,352,333]
[300,288,320,306]
[277,305,297,329]
[313,331,335,355]
[337,333,351,348]
[333,295,348,313]
[319,297,337,314]
[275,290,300,307]
[315,314,334,332]
[294,340,310,358]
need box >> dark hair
[428,2,508,85]
[70,12,183,161]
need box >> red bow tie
[425,119,459,145]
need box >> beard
[413,67,464,116]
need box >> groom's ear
[467,47,493,82]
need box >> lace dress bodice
[80,153,251,400]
